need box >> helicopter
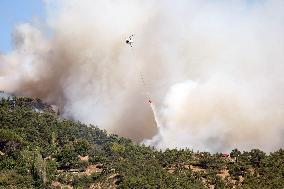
[126,34,134,47]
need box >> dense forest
[0,96,283,188]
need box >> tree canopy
[0,97,283,188]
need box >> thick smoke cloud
[0,0,283,152]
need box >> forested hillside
[0,97,283,188]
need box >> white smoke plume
[0,0,284,152]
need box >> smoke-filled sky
[0,0,45,52]
[0,0,283,152]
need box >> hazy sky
[0,0,45,53]
[0,0,261,53]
